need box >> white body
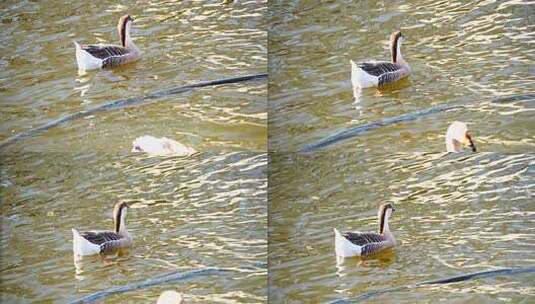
[74,41,103,71]
[132,135,196,156]
[334,228,362,257]
[351,60,379,88]
[157,291,183,304]
[72,228,101,256]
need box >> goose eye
[134,145,141,151]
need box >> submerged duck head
[445,121,476,153]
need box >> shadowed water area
[269,0,534,153]
[269,152,535,303]
[0,0,267,302]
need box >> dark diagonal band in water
[300,93,535,153]
[299,103,464,153]
[327,266,535,303]
[68,267,232,304]
[0,73,267,150]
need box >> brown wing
[81,44,130,60]
[80,231,121,245]
[357,61,400,77]
[361,241,390,256]
[342,231,385,246]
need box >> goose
[132,135,196,156]
[445,121,476,153]
[72,202,132,257]
[334,203,396,257]
[74,14,141,71]
[350,31,410,88]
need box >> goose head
[117,15,134,48]
[445,121,476,153]
[390,31,405,64]
[378,203,395,234]
[113,202,129,234]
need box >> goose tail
[73,41,102,71]
[350,60,378,88]
[334,228,361,257]
[72,228,100,257]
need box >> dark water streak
[0,73,267,150]
[300,103,464,153]
[68,267,233,304]
[300,93,535,153]
[327,267,535,303]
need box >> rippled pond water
[269,152,535,303]
[1,0,535,303]
[0,0,266,303]
[269,0,534,153]
[268,0,534,303]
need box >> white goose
[445,121,476,153]
[334,203,396,257]
[74,15,141,71]
[351,31,410,88]
[132,135,196,156]
[72,202,132,257]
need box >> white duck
[72,202,132,257]
[132,135,196,156]
[157,291,184,304]
[74,15,141,71]
[445,121,476,153]
[351,31,410,88]
[334,203,396,257]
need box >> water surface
[269,152,535,303]
[2,151,267,303]
[269,0,534,153]
[0,0,267,302]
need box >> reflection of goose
[446,121,476,153]
[72,202,132,257]
[74,15,141,71]
[132,135,196,156]
[157,291,184,304]
[350,31,410,88]
[334,203,396,257]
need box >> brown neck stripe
[115,206,123,233]
[121,19,128,47]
